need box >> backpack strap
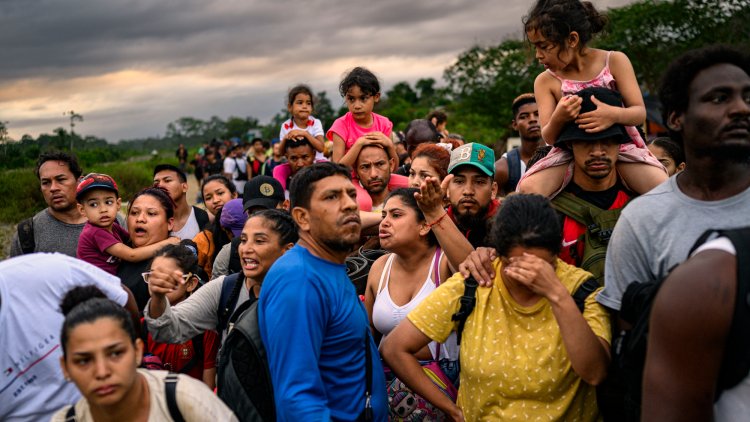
[505,148,522,193]
[361,328,373,422]
[227,237,243,275]
[165,373,186,422]
[17,217,35,254]
[217,273,243,333]
[140,319,150,345]
[193,206,209,232]
[572,277,599,312]
[451,276,479,345]
[64,405,76,422]
[551,191,600,227]
[715,228,750,394]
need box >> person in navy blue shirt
[258,162,387,421]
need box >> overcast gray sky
[1,0,633,142]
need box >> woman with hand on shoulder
[52,286,236,422]
[382,194,611,421]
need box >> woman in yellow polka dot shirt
[381,194,611,421]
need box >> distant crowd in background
[2,0,750,421]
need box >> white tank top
[372,248,458,360]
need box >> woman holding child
[117,187,178,312]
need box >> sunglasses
[141,271,194,284]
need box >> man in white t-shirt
[223,145,248,193]
[0,253,132,422]
[153,164,208,240]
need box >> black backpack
[551,191,627,284]
[616,227,750,420]
[234,158,249,181]
[17,217,35,254]
[216,298,376,422]
[504,147,522,194]
[217,301,275,422]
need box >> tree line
[0,0,747,171]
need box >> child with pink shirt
[327,67,398,172]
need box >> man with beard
[446,142,499,248]
[355,144,408,212]
[495,93,544,195]
[258,162,387,421]
[547,87,633,281]
[10,152,87,257]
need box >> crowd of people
[1,0,749,421]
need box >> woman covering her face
[381,194,611,421]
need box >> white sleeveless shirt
[372,249,458,360]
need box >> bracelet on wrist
[426,212,448,229]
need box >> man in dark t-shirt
[545,88,634,273]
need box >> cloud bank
[0,0,632,141]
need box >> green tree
[597,0,750,93]
[224,116,259,140]
[444,39,543,144]
[315,91,336,130]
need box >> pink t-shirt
[77,221,130,275]
[326,112,393,152]
[272,160,328,199]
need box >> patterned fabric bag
[384,344,458,421]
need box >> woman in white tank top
[364,188,459,383]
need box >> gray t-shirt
[144,275,252,344]
[9,209,85,257]
[597,176,750,311]
[211,243,232,279]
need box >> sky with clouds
[1,0,633,142]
